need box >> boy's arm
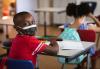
[43,40,59,55]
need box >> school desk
[58,25,100,48]
[34,8,65,36]
[39,40,95,69]
[0,16,14,39]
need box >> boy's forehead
[25,16,35,21]
[14,14,35,26]
[25,16,33,20]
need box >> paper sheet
[57,40,84,50]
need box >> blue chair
[7,58,34,69]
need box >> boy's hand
[49,38,57,46]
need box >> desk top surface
[57,41,95,57]
[35,8,65,13]
[0,16,14,25]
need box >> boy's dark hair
[66,3,91,18]
[13,11,32,26]
[13,11,36,36]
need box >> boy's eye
[31,21,35,24]
[24,23,29,26]
[25,21,35,26]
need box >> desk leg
[43,12,47,37]
[61,64,65,69]
[36,55,39,69]
[87,53,91,69]
[3,25,9,39]
[6,25,9,38]
[96,33,100,48]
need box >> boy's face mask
[17,24,37,36]
[23,24,37,36]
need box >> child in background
[64,2,97,30]
[8,11,59,69]
[58,3,94,68]
[59,3,92,42]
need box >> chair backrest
[77,29,96,42]
[7,58,34,69]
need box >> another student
[58,3,94,68]
[64,2,97,30]
[8,12,59,69]
[59,3,92,42]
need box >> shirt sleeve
[28,37,47,55]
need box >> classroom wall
[16,0,100,25]
[37,0,75,25]
[53,0,76,24]
[16,0,38,23]
[37,0,50,25]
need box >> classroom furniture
[1,37,95,69]
[91,49,100,69]
[77,29,96,42]
[77,29,96,69]
[40,40,95,69]
[34,8,65,36]
[59,30,96,69]
[0,16,14,39]
[7,58,34,69]
[58,24,100,49]
[84,15,100,69]
[79,30,100,69]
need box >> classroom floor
[0,25,100,69]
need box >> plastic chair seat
[7,58,34,69]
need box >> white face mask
[17,24,37,36]
[22,24,37,30]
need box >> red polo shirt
[8,35,47,65]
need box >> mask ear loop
[15,26,25,35]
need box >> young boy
[8,12,59,68]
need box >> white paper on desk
[57,40,84,50]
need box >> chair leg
[91,59,96,69]
[61,64,65,69]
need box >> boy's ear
[13,25,21,30]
